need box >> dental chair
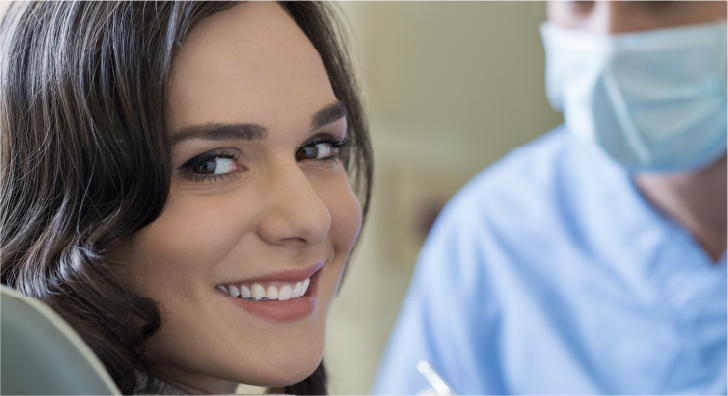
[1,285,121,395]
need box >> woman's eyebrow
[172,123,268,145]
[311,101,347,130]
[171,102,345,145]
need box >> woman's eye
[296,143,337,161]
[181,152,244,182]
[190,157,239,174]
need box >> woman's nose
[256,162,331,248]
[588,1,660,35]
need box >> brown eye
[296,144,334,161]
[183,155,242,178]
[192,160,217,174]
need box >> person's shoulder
[133,393,293,396]
[437,125,580,228]
[419,125,588,284]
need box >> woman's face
[109,2,361,393]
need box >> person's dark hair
[0,1,372,395]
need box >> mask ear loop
[603,56,651,167]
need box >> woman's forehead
[166,1,337,140]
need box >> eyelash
[180,149,241,183]
[300,136,350,163]
[179,136,350,183]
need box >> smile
[216,278,310,301]
[215,262,324,322]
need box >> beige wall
[324,2,563,394]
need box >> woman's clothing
[134,393,291,396]
[134,371,188,395]
[134,393,282,396]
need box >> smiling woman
[0,1,371,395]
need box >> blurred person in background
[373,1,726,394]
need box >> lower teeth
[241,297,280,301]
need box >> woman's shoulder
[133,372,277,395]
[134,393,292,396]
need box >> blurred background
[322,2,563,394]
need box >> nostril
[278,237,309,248]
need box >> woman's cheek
[121,193,256,297]
[319,175,362,258]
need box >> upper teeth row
[217,279,310,301]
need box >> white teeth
[227,278,311,300]
[266,285,278,299]
[279,284,293,301]
[251,283,266,300]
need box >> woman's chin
[240,352,323,388]
[222,332,325,388]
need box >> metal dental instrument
[417,360,457,395]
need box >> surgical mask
[541,21,727,173]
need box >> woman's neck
[634,155,727,263]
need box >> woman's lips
[216,263,323,322]
[231,295,317,322]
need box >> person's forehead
[166,2,336,137]
[547,1,727,32]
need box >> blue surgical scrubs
[372,126,727,395]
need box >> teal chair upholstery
[1,285,121,395]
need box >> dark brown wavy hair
[0,1,372,394]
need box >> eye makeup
[179,149,245,183]
[296,135,350,163]
[176,134,350,184]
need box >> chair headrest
[1,285,121,395]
